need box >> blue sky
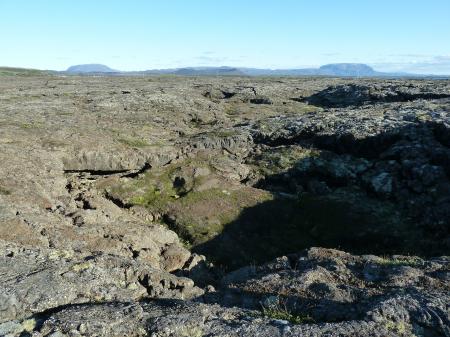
[1,0,450,74]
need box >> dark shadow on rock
[202,287,379,323]
[193,195,412,270]
[192,121,450,270]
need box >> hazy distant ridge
[61,63,431,77]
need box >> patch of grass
[117,137,149,148]
[213,129,236,138]
[224,103,239,116]
[0,186,11,195]
[180,325,203,337]
[261,301,314,325]
[18,122,35,129]
[377,256,423,267]
[292,102,319,114]
[41,139,67,149]
[385,320,408,334]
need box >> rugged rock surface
[0,75,449,336]
[303,82,450,107]
[2,248,448,336]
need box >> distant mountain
[238,67,318,76]
[66,64,117,73]
[136,64,381,77]
[316,63,378,76]
[59,63,445,77]
[241,64,383,77]
[173,67,245,76]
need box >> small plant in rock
[385,320,408,334]
[180,325,203,337]
[117,137,149,148]
[179,237,193,250]
[262,306,314,324]
[260,297,314,324]
[377,256,423,267]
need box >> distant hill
[173,67,245,76]
[66,64,117,73]
[0,67,51,76]
[241,63,383,77]
[316,63,378,76]
[136,64,389,77]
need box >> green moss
[167,188,258,244]
[71,262,92,272]
[21,318,36,332]
[249,146,320,177]
[129,186,176,210]
[106,156,272,247]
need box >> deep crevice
[24,301,139,333]
[221,90,236,99]
[103,191,133,209]
[249,98,272,105]
[121,162,152,178]
[252,129,403,159]
[64,169,130,175]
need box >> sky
[1,0,450,74]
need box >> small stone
[370,172,393,194]
[161,244,191,272]
[78,323,87,333]
[272,319,289,325]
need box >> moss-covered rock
[103,156,272,246]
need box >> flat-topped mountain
[66,64,117,73]
[173,66,245,76]
[317,63,378,76]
